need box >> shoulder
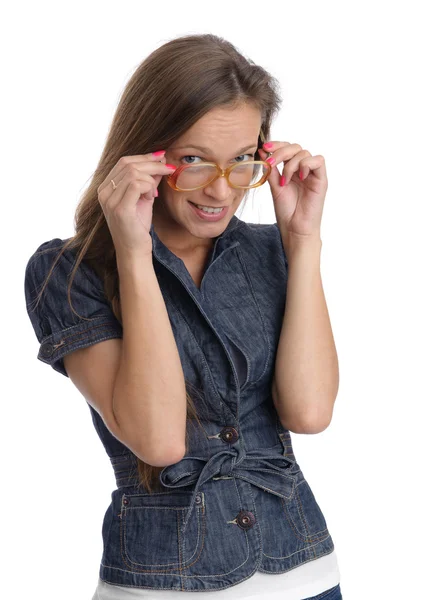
[25,237,66,268]
[24,238,122,377]
[230,220,288,273]
[25,237,73,281]
[230,219,283,245]
[25,237,103,292]
[24,236,112,330]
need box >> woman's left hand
[257,141,328,246]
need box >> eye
[234,154,255,162]
[180,153,256,165]
[181,155,201,164]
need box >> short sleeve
[24,238,123,377]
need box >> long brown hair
[32,33,283,492]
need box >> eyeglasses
[166,128,273,192]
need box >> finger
[266,143,304,165]
[261,141,291,153]
[279,150,312,186]
[102,162,177,203]
[261,152,283,197]
[98,150,169,195]
[258,144,302,185]
[103,172,158,212]
[297,155,327,182]
[119,175,159,211]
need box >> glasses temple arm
[259,127,272,157]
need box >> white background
[3,1,422,598]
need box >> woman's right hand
[97,151,177,257]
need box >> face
[153,102,262,253]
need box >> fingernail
[154,189,158,197]
[165,163,177,169]
[266,156,276,165]
[263,142,273,150]
[153,150,166,156]
[280,175,286,186]
[299,171,303,180]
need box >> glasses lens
[175,164,219,191]
[228,161,269,188]
[174,161,269,190]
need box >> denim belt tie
[159,445,299,534]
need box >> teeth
[195,204,224,214]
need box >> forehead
[169,104,262,153]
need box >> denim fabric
[304,583,343,599]
[92,580,343,599]
[24,215,336,592]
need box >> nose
[203,173,232,202]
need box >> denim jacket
[24,215,335,592]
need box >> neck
[152,201,214,255]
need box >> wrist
[284,231,322,261]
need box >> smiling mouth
[188,201,228,208]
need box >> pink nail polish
[153,150,166,156]
[263,142,273,150]
[299,171,303,180]
[266,157,276,165]
[280,175,286,186]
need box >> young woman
[25,34,343,600]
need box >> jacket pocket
[119,490,206,572]
[280,479,329,543]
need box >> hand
[97,151,177,257]
[258,141,328,250]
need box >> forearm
[272,235,339,433]
[113,253,187,466]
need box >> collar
[149,214,245,268]
[148,214,245,297]
[149,213,242,245]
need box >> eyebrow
[170,143,258,155]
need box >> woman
[24,34,343,600]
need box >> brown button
[236,510,256,530]
[220,426,239,444]
[41,343,54,357]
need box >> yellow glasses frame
[166,128,273,192]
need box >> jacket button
[236,510,256,530]
[123,497,129,505]
[41,343,54,357]
[220,426,239,444]
[195,493,202,505]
